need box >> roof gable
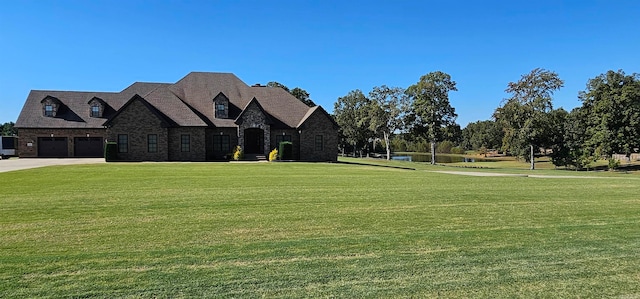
[297,106,339,129]
[234,97,274,125]
[103,94,174,128]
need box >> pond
[391,153,496,163]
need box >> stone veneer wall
[237,102,270,155]
[168,127,206,161]
[106,99,169,161]
[18,128,107,158]
[299,111,338,161]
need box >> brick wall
[168,127,206,161]
[299,110,338,161]
[106,99,169,161]
[18,128,107,158]
[270,129,300,160]
[206,128,238,160]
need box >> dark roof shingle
[17,72,318,130]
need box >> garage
[37,137,68,157]
[74,137,104,157]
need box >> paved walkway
[432,170,604,179]
[0,158,104,173]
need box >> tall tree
[495,68,564,170]
[545,108,571,168]
[367,85,406,160]
[579,70,640,158]
[333,90,373,157]
[405,71,458,165]
[267,81,315,107]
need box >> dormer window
[44,104,54,117]
[41,96,61,117]
[213,92,229,119]
[216,103,225,117]
[87,97,105,118]
[90,105,100,117]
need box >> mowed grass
[1,162,640,298]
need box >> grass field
[1,161,640,298]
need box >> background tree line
[332,69,640,169]
[1,122,17,136]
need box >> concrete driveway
[0,158,105,173]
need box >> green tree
[290,87,315,107]
[559,107,594,170]
[442,123,462,145]
[333,90,373,157]
[461,120,503,153]
[405,71,458,164]
[579,70,640,158]
[1,122,17,136]
[494,68,564,170]
[545,108,571,168]
[367,85,406,160]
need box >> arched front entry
[244,128,264,154]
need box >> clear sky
[1,0,639,127]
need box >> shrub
[608,158,620,171]
[232,146,243,161]
[450,147,465,155]
[436,140,455,153]
[104,142,118,162]
[269,148,278,161]
[278,141,293,160]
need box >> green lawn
[1,162,640,298]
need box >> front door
[244,128,264,154]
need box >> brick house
[15,72,339,161]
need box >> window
[275,134,292,145]
[315,135,323,151]
[215,103,227,118]
[44,104,54,117]
[90,105,100,117]
[181,134,190,152]
[118,134,128,153]
[213,135,230,152]
[148,134,157,153]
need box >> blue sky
[1,0,639,127]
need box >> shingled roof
[16,72,320,130]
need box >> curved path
[433,170,605,179]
